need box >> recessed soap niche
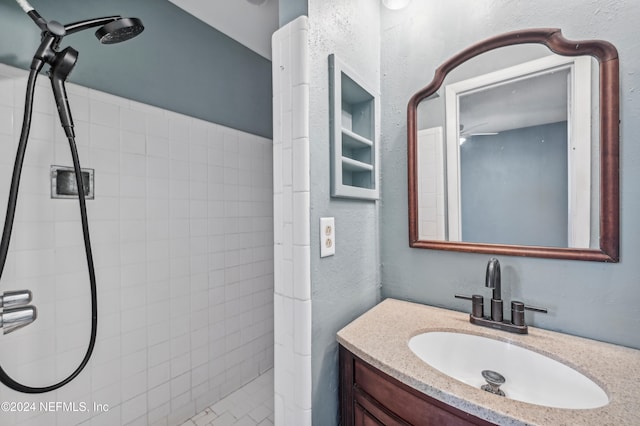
[329,54,380,200]
[51,165,94,199]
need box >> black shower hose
[0,68,98,393]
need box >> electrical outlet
[320,217,335,257]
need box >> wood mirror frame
[407,28,619,262]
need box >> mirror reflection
[407,29,619,262]
[416,53,596,248]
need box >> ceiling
[460,69,569,136]
[167,0,279,59]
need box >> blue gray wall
[381,0,640,349]
[279,0,308,27]
[0,0,272,138]
[308,1,381,425]
[461,122,568,247]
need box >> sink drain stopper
[481,370,506,396]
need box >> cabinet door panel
[340,345,496,426]
[355,390,408,426]
[355,401,384,426]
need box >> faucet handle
[0,290,33,309]
[0,306,37,334]
[455,294,484,318]
[511,301,547,326]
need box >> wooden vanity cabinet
[340,345,495,426]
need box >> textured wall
[380,0,640,349]
[307,1,382,425]
[0,63,273,425]
[0,0,272,138]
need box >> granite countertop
[336,298,640,426]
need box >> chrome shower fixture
[0,289,32,309]
[0,306,37,335]
[0,290,36,334]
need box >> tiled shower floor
[181,369,274,426]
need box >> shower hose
[0,67,98,393]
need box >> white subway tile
[121,327,148,356]
[293,300,311,356]
[147,136,170,158]
[148,157,169,178]
[0,105,13,135]
[121,152,147,177]
[169,139,189,161]
[90,123,120,151]
[0,63,273,425]
[293,354,312,410]
[148,382,171,410]
[91,147,120,173]
[120,175,146,198]
[121,130,146,155]
[293,245,310,301]
[291,28,310,87]
[122,349,148,377]
[292,192,310,246]
[29,111,55,141]
[147,112,169,138]
[121,302,148,330]
[91,99,120,129]
[121,107,146,134]
[120,197,146,220]
[92,381,122,412]
[291,85,309,141]
[292,138,310,193]
[121,393,147,424]
[92,358,121,390]
[121,370,148,401]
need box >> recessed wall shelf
[329,54,379,200]
[51,165,94,200]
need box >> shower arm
[63,16,123,35]
[28,14,123,69]
[15,0,121,68]
[17,0,114,32]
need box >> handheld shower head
[49,47,79,137]
[95,17,144,44]
[2,1,144,394]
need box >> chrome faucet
[455,258,547,334]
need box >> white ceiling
[167,0,279,59]
[460,69,569,135]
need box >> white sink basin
[408,331,608,409]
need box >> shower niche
[329,54,379,200]
[51,165,94,199]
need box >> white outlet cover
[320,217,335,257]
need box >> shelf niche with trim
[329,54,379,200]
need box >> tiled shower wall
[0,63,273,426]
[417,127,446,240]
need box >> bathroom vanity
[337,299,640,425]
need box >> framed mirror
[407,29,619,262]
